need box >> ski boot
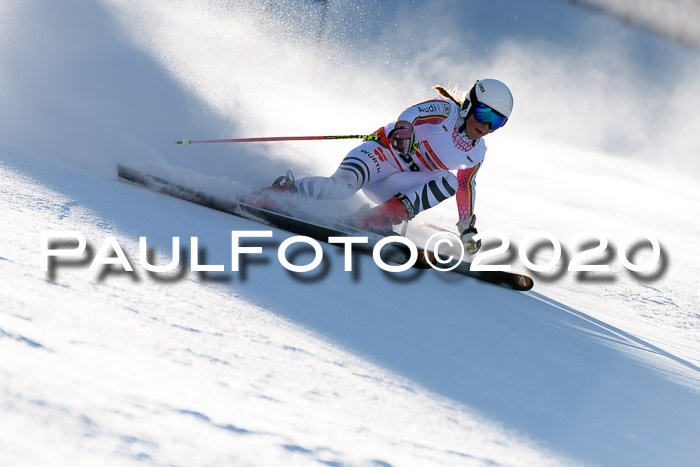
[351,194,413,234]
[243,170,298,210]
[267,170,299,195]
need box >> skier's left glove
[389,120,416,155]
[457,216,481,254]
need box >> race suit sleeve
[456,163,480,220]
[396,99,453,128]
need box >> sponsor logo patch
[397,194,416,219]
[417,102,449,116]
[515,275,531,288]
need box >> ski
[116,165,533,291]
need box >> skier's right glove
[389,120,416,155]
[457,216,481,254]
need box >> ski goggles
[472,102,508,130]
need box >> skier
[258,79,513,254]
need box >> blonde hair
[432,85,464,107]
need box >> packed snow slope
[2,1,700,466]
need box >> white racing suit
[295,97,485,222]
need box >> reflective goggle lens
[472,102,507,130]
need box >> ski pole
[176,134,391,147]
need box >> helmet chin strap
[458,115,467,135]
[458,101,470,134]
[458,94,471,134]
[459,83,485,138]
[459,84,478,124]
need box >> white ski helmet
[460,79,513,129]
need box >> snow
[2,1,700,466]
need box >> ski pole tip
[176,138,191,146]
